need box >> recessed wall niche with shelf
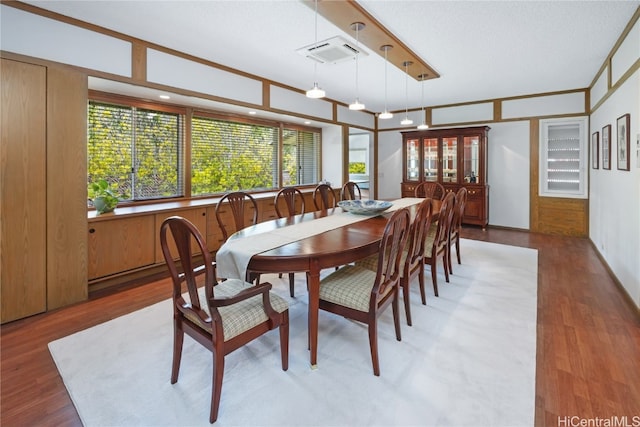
[539,117,588,199]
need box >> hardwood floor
[1,227,639,426]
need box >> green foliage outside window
[349,162,366,174]
[88,99,320,204]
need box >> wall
[589,16,640,307]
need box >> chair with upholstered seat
[448,187,468,274]
[318,208,410,376]
[414,181,445,200]
[340,181,362,201]
[160,216,289,423]
[274,187,306,297]
[313,183,338,210]
[355,199,433,326]
[215,191,259,241]
[424,191,456,296]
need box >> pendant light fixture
[348,22,365,111]
[306,0,325,99]
[400,61,413,125]
[378,44,393,119]
[417,73,429,130]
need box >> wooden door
[1,59,47,323]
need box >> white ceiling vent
[296,36,368,64]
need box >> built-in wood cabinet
[88,216,155,280]
[1,58,87,323]
[87,189,319,288]
[401,126,490,228]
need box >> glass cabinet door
[442,137,457,183]
[463,136,480,183]
[423,138,438,181]
[405,138,420,181]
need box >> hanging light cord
[404,62,409,116]
[354,25,360,100]
[384,48,389,112]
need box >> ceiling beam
[301,0,440,82]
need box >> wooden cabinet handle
[89,228,95,233]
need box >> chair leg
[455,237,461,264]
[210,351,225,423]
[448,243,454,275]
[401,278,412,326]
[418,264,427,305]
[392,291,402,342]
[368,321,380,376]
[430,259,439,297]
[280,312,289,371]
[288,273,295,297]
[443,251,450,283]
[171,319,184,384]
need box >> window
[191,116,279,195]
[88,101,183,201]
[191,116,319,195]
[88,94,321,203]
[282,128,320,187]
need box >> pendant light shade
[417,73,429,130]
[306,0,325,99]
[349,22,366,111]
[379,44,393,119]
[401,61,413,125]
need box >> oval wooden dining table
[222,197,441,368]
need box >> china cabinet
[401,126,490,227]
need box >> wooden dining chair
[160,216,289,424]
[274,186,305,218]
[448,187,468,274]
[355,199,433,326]
[274,187,306,297]
[414,181,446,200]
[313,183,338,210]
[340,181,362,201]
[215,191,258,241]
[424,191,456,296]
[318,208,410,376]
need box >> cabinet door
[405,137,420,181]
[463,136,481,184]
[442,137,458,183]
[423,138,438,181]
[464,187,484,223]
[88,216,155,280]
[1,59,47,323]
[155,208,207,263]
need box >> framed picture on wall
[591,131,599,169]
[617,113,630,171]
[602,124,611,170]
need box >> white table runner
[216,198,423,280]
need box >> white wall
[377,130,404,200]
[487,121,530,229]
[321,124,344,188]
[589,70,640,308]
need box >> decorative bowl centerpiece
[337,200,393,215]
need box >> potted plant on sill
[88,179,123,215]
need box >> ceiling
[20,0,640,120]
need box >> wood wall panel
[535,197,589,236]
[0,59,47,323]
[46,67,89,309]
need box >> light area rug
[48,238,538,427]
